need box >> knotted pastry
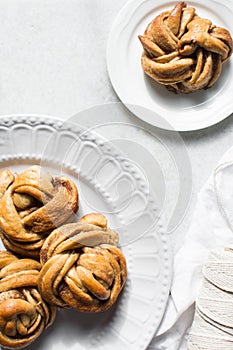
[0,166,79,259]
[139,2,233,93]
[0,251,56,349]
[38,213,127,313]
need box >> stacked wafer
[188,248,233,349]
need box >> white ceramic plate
[0,115,172,350]
[107,0,233,131]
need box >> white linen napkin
[149,146,233,349]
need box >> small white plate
[107,0,233,131]
[0,115,172,350]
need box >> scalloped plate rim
[0,114,172,350]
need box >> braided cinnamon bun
[0,166,79,259]
[139,2,233,93]
[0,251,56,349]
[38,213,127,312]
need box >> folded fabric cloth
[149,145,233,349]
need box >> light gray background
[0,0,232,250]
[0,2,233,346]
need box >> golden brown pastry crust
[0,166,79,259]
[0,251,56,349]
[139,2,233,93]
[38,213,127,312]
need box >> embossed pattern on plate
[0,115,172,350]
